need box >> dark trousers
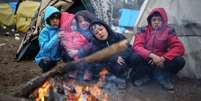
[108,52,140,78]
[39,59,57,72]
[131,55,185,80]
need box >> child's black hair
[147,12,162,24]
[89,20,113,35]
[75,10,98,28]
[46,12,61,25]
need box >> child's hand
[58,31,64,38]
[117,56,125,65]
[148,53,161,65]
[156,57,165,68]
[68,49,78,57]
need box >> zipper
[106,41,110,47]
[152,30,157,52]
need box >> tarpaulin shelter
[0,2,17,26]
[119,8,139,28]
[16,1,40,32]
[135,0,201,79]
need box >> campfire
[33,68,109,101]
[7,40,129,101]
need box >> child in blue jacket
[35,6,62,72]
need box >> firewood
[13,39,129,98]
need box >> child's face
[92,24,108,40]
[50,18,60,28]
[151,16,162,30]
[77,16,90,30]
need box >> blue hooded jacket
[35,6,61,64]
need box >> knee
[174,56,186,68]
[128,53,145,64]
[108,63,126,75]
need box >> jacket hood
[60,12,75,32]
[147,8,168,26]
[89,20,115,42]
[44,6,60,25]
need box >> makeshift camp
[135,0,201,79]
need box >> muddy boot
[153,69,174,90]
[157,74,174,90]
[106,75,127,89]
[133,75,151,87]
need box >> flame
[66,83,108,101]
[99,67,108,78]
[36,81,51,101]
[65,68,109,101]
[35,68,109,101]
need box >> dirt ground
[0,32,201,101]
[0,33,41,95]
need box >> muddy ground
[0,32,201,101]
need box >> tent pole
[135,0,150,28]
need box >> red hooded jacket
[133,8,185,61]
[60,12,89,60]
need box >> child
[75,10,97,42]
[78,20,137,81]
[60,12,90,80]
[35,6,62,72]
[60,12,89,61]
[132,8,185,90]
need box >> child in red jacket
[60,12,92,81]
[132,8,185,90]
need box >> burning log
[13,39,129,98]
[0,94,33,101]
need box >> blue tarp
[119,8,139,27]
[9,2,17,12]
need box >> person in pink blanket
[60,12,88,60]
[60,12,91,80]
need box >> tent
[135,0,201,79]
